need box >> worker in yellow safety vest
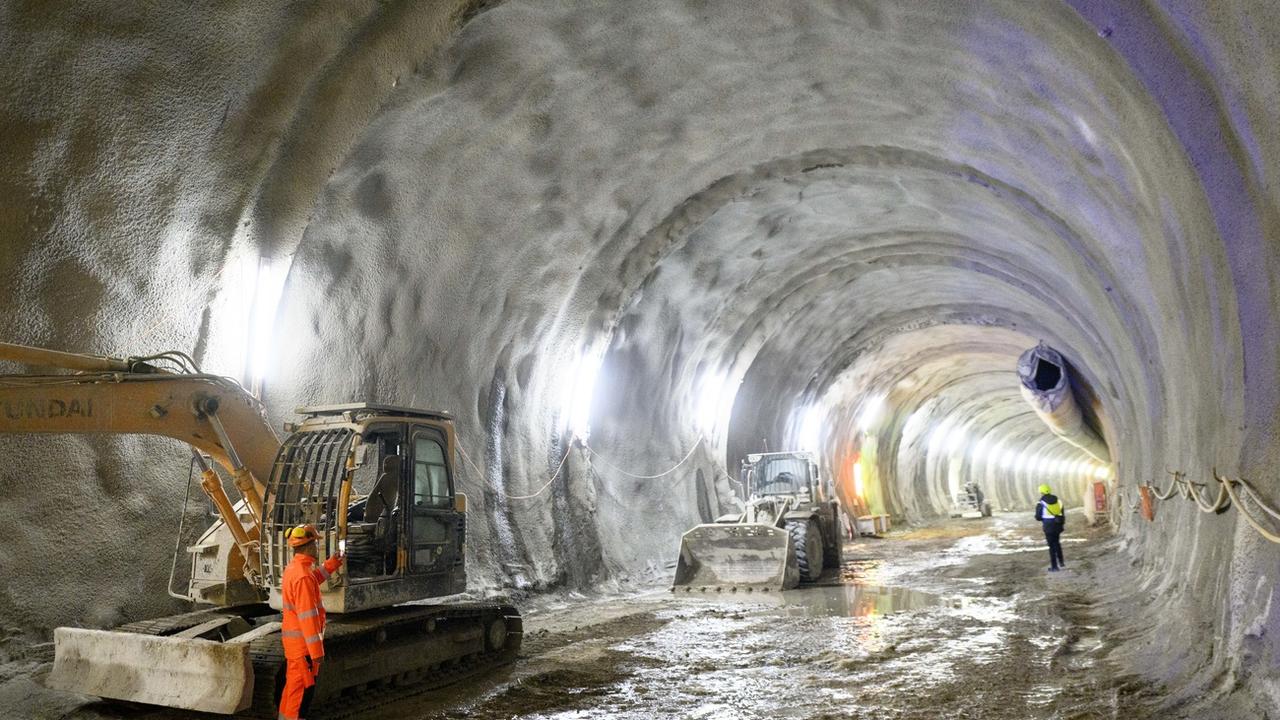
[278,524,345,720]
[1034,484,1066,571]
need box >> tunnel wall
[1,1,1278,713]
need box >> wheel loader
[948,480,993,519]
[0,342,520,716]
[672,450,843,592]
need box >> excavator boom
[0,372,278,490]
[0,341,279,487]
[0,343,281,712]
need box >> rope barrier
[1236,476,1280,523]
[1149,471,1183,501]
[500,445,573,501]
[455,435,715,503]
[585,436,705,479]
[1143,467,1280,544]
[1220,473,1280,544]
[454,440,572,502]
[455,444,489,487]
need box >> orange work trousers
[278,657,317,720]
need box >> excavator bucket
[672,523,799,591]
[47,627,254,714]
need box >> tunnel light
[696,370,727,432]
[796,404,825,454]
[803,405,825,451]
[903,408,928,437]
[971,437,988,463]
[999,447,1016,470]
[857,394,886,432]
[559,347,603,440]
[1093,465,1112,480]
[1016,452,1032,472]
[235,254,292,388]
[853,462,865,498]
[928,418,952,454]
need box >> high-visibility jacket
[1035,493,1066,532]
[280,553,342,660]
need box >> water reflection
[778,583,942,618]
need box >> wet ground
[367,514,1160,720]
[4,514,1166,720]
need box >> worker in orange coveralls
[279,524,344,720]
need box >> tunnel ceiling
[2,2,1278,701]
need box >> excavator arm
[0,341,281,591]
[0,372,279,491]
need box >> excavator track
[116,602,522,718]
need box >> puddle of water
[778,583,943,618]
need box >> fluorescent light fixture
[797,403,825,453]
[929,418,952,454]
[1000,447,1016,470]
[559,347,603,439]
[696,370,727,432]
[972,437,987,463]
[858,394,886,432]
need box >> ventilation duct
[1016,343,1110,463]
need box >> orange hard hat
[286,524,320,548]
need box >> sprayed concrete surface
[1,0,1280,716]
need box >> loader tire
[787,519,824,582]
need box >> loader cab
[262,403,467,614]
[744,452,825,501]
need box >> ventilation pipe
[1016,343,1110,464]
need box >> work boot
[1048,566,1059,572]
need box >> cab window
[412,436,451,508]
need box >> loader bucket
[672,522,799,591]
[47,627,253,714]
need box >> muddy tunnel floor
[8,516,1169,720]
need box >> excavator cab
[261,403,467,614]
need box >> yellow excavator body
[0,342,521,716]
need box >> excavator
[0,341,521,716]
